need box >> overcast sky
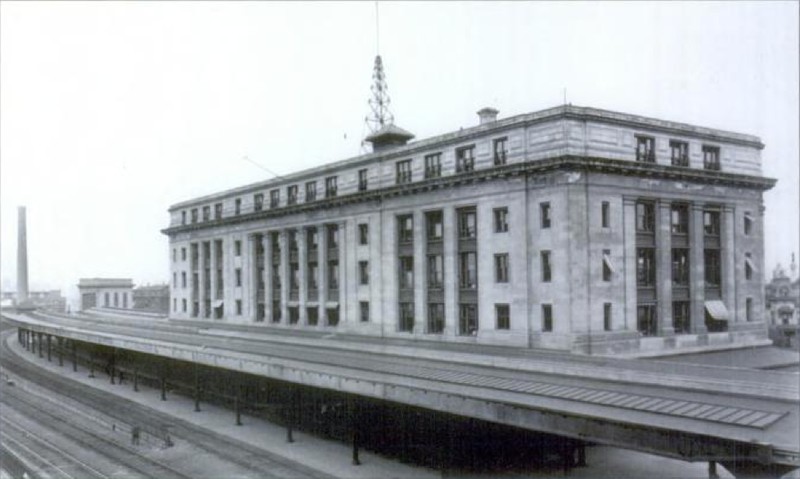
[1,1,798,304]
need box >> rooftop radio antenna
[365,2,394,134]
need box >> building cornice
[167,105,765,212]
[161,156,776,237]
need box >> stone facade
[162,105,775,355]
[77,278,134,311]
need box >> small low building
[0,290,66,312]
[765,258,799,348]
[133,284,170,314]
[77,278,134,310]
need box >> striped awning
[325,302,339,309]
[212,300,224,308]
[603,253,616,274]
[745,256,757,273]
[705,300,729,321]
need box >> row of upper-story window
[634,200,755,236]
[177,137,512,226]
[635,135,721,170]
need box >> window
[456,145,475,173]
[704,249,721,286]
[235,198,241,215]
[542,304,553,332]
[325,176,338,198]
[307,263,318,290]
[181,247,186,261]
[671,203,689,234]
[327,225,339,249]
[424,153,442,179]
[636,201,655,232]
[635,135,655,162]
[288,307,299,325]
[702,145,720,170]
[636,248,656,287]
[181,211,187,225]
[602,249,613,282]
[236,300,242,316]
[746,298,753,322]
[326,307,339,326]
[494,207,508,233]
[704,210,720,236]
[307,228,318,250]
[172,248,177,262]
[359,261,369,285]
[670,140,689,167]
[398,215,413,244]
[744,213,753,236]
[493,137,508,166]
[182,299,187,312]
[540,250,552,282]
[181,272,186,288]
[396,159,412,184]
[745,252,753,280]
[173,272,177,287]
[458,208,477,239]
[358,223,369,245]
[214,203,222,219]
[540,202,551,229]
[496,304,510,330]
[306,181,317,202]
[290,263,299,290]
[495,254,509,283]
[358,169,368,191]
[328,260,339,289]
[400,256,414,289]
[459,252,477,289]
[426,211,443,240]
[173,298,177,312]
[673,301,690,334]
[360,301,370,322]
[399,303,414,332]
[428,304,445,334]
[603,303,612,331]
[234,240,241,256]
[254,194,264,212]
[637,305,657,336]
[235,268,242,287]
[271,265,280,289]
[601,202,610,228]
[427,255,443,289]
[287,185,298,205]
[672,249,690,286]
[307,307,318,326]
[202,206,210,221]
[270,189,280,208]
[459,304,478,336]
[191,208,198,223]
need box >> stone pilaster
[656,201,674,335]
[443,207,457,336]
[622,198,637,332]
[298,228,308,325]
[722,205,736,325]
[262,233,271,323]
[280,230,289,325]
[690,204,708,334]
[413,211,425,334]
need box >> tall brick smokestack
[17,206,29,304]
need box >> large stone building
[162,103,774,355]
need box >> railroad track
[0,330,334,479]
[1,387,190,479]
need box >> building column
[722,205,737,325]
[319,225,329,328]
[622,198,637,332]
[413,211,425,334]
[690,204,708,334]
[246,235,256,322]
[298,228,308,325]
[280,230,290,325]
[210,239,218,317]
[339,221,347,327]
[198,242,207,318]
[657,201,674,335]
[262,234,272,324]
[443,207,457,336]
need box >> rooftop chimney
[477,107,499,125]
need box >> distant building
[0,290,66,312]
[765,257,799,348]
[133,284,170,314]
[77,278,134,310]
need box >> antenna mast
[365,2,394,134]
